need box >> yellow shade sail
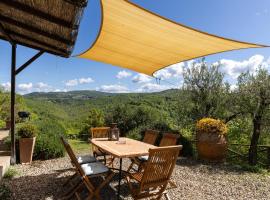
[78,0,266,76]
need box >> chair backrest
[90,127,110,153]
[140,146,181,191]
[90,127,110,139]
[159,133,179,147]
[60,136,86,177]
[142,130,158,145]
[60,136,97,194]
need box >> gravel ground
[2,157,270,200]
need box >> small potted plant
[18,123,38,164]
[196,118,228,162]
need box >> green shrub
[33,119,67,160]
[0,120,5,129]
[179,135,194,157]
[126,127,143,141]
[17,123,38,138]
[4,167,19,179]
[79,108,105,140]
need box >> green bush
[79,108,105,140]
[179,135,194,157]
[17,123,38,138]
[4,167,19,179]
[33,119,67,160]
[0,120,5,129]
[126,126,144,141]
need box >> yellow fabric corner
[78,0,265,76]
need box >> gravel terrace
[2,157,270,200]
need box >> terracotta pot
[19,137,36,164]
[196,133,227,162]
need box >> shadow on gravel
[5,169,131,200]
[176,157,249,175]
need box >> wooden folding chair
[61,137,114,200]
[60,136,98,188]
[127,130,158,172]
[129,132,180,172]
[159,133,180,147]
[90,127,115,166]
[125,146,182,200]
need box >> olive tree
[236,68,270,165]
[181,59,232,122]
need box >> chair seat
[77,155,97,164]
[81,162,109,176]
[137,155,149,162]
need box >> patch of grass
[4,167,20,179]
[0,184,11,199]
[69,139,91,153]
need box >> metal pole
[117,158,122,199]
[10,44,16,165]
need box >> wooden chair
[128,132,180,172]
[159,133,180,147]
[128,130,158,172]
[142,129,159,145]
[90,127,114,166]
[125,146,182,200]
[60,136,114,200]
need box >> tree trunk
[248,117,262,165]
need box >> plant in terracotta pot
[18,123,38,164]
[196,118,228,162]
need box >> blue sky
[0,0,269,94]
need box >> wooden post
[10,44,16,164]
[267,147,270,167]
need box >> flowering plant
[196,118,227,135]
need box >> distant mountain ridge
[24,89,178,100]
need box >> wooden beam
[0,0,74,29]
[0,22,14,45]
[64,0,88,7]
[7,30,69,55]
[0,35,67,57]
[0,14,73,45]
[16,51,44,75]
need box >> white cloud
[18,83,33,94]
[97,84,129,93]
[154,62,184,80]
[78,77,94,84]
[1,82,11,91]
[136,83,174,93]
[65,77,94,86]
[54,89,67,92]
[36,82,49,89]
[116,70,132,79]
[132,73,152,83]
[219,55,268,79]
[65,79,78,87]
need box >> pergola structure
[0,0,88,164]
[0,0,267,166]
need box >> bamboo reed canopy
[78,0,267,76]
[0,0,87,57]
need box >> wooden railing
[228,143,270,167]
[191,140,270,166]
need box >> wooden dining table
[91,137,156,199]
